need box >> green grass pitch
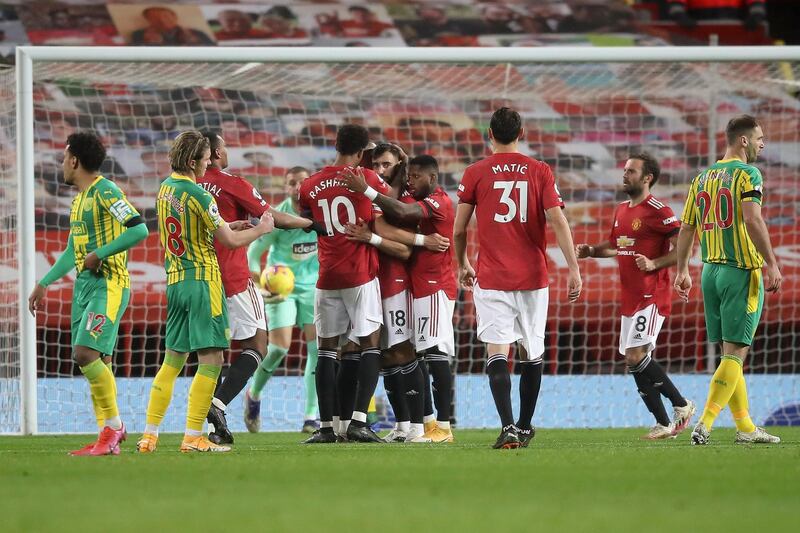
[2,428,799,533]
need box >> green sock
[250,344,288,401]
[303,341,319,419]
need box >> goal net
[5,48,800,434]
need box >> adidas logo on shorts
[395,328,404,335]
[418,335,426,342]
[633,333,643,340]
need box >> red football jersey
[197,167,270,296]
[299,166,390,290]
[377,192,416,299]
[409,187,457,299]
[458,152,563,291]
[609,195,680,316]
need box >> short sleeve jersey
[457,152,563,291]
[298,166,390,290]
[609,195,680,316]
[680,158,764,270]
[69,176,140,287]
[197,167,270,296]
[157,172,225,286]
[409,187,457,299]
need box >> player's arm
[371,216,449,252]
[84,217,149,272]
[269,207,314,230]
[345,217,411,260]
[673,223,696,302]
[742,201,782,292]
[545,206,582,302]
[633,235,677,272]
[341,166,424,225]
[214,212,275,249]
[247,232,277,283]
[28,235,75,316]
[576,241,617,259]
[453,202,475,289]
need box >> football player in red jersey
[197,131,315,445]
[298,124,394,443]
[576,153,695,440]
[342,154,457,443]
[454,107,582,449]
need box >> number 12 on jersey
[494,181,528,223]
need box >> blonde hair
[169,131,210,174]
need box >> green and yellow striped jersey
[69,176,140,287]
[157,172,225,285]
[680,158,764,270]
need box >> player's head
[335,124,370,159]
[285,166,310,201]
[372,142,403,178]
[348,6,373,22]
[63,132,106,185]
[489,107,523,146]
[169,130,211,179]
[623,152,660,197]
[218,10,252,34]
[202,130,228,170]
[726,115,764,163]
[407,154,438,200]
[143,7,179,31]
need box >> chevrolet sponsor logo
[616,236,635,248]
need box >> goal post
[9,45,800,435]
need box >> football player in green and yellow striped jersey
[28,132,149,456]
[675,115,782,445]
[137,131,274,454]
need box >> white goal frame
[14,44,800,435]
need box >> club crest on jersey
[82,197,94,212]
[616,236,635,248]
[631,218,642,231]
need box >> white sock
[423,414,436,424]
[144,424,159,436]
[105,416,122,431]
[410,423,424,435]
[352,411,367,423]
[437,421,451,431]
[321,420,334,429]
[212,397,226,411]
[185,428,202,437]
[332,416,340,434]
[341,419,352,433]
[398,421,411,433]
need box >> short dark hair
[66,132,106,172]
[201,130,222,159]
[408,154,438,174]
[489,107,522,145]
[335,124,369,156]
[629,152,661,187]
[286,166,310,176]
[725,114,759,146]
[373,142,403,161]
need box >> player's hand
[28,284,46,317]
[260,287,286,304]
[458,263,476,290]
[83,251,102,273]
[575,244,592,259]
[567,268,582,302]
[344,218,372,243]
[673,269,692,302]
[423,233,449,252]
[340,166,368,194]
[258,211,275,234]
[229,220,254,231]
[634,254,656,272]
[764,262,782,293]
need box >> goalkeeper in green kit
[245,167,320,433]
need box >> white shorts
[473,283,548,361]
[315,277,382,340]
[412,290,455,358]
[618,304,665,355]
[227,279,267,341]
[381,290,413,350]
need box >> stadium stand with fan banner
[3,45,799,434]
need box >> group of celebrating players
[27,106,781,454]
